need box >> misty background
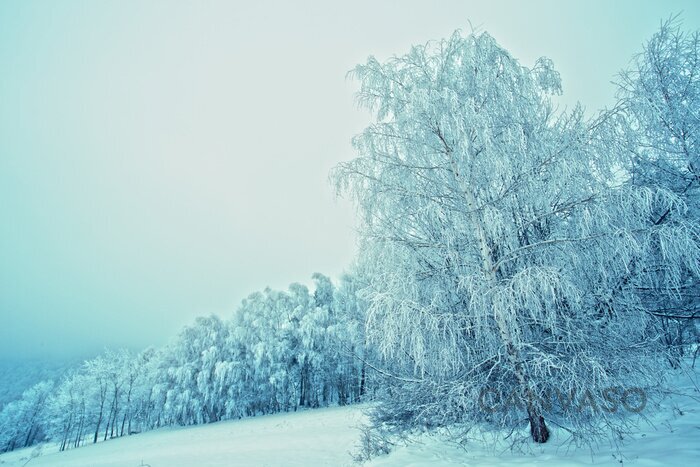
[2,0,699,361]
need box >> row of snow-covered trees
[333,18,700,444]
[0,273,372,453]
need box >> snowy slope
[0,406,368,467]
[1,367,698,467]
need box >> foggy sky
[2,0,699,360]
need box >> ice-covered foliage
[616,17,700,197]
[609,17,700,365]
[334,29,700,443]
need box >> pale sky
[2,0,699,360]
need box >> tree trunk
[503,341,551,443]
[93,412,102,444]
[449,146,550,443]
[527,407,550,443]
[74,416,83,448]
[359,363,366,398]
[24,424,36,447]
[103,416,110,441]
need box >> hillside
[0,365,698,467]
[0,405,368,467]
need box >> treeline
[0,272,371,453]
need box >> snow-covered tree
[81,355,114,445]
[334,29,700,443]
[0,380,53,452]
[47,371,89,451]
[617,17,699,201]
[158,315,232,425]
[117,349,146,437]
[332,265,375,402]
[611,17,700,364]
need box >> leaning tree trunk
[93,399,105,444]
[505,342,550,443]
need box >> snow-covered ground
[1,367,698,467]
[368,366,700,467]
[0,406,367,467]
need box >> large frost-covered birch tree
[335,30,700,443]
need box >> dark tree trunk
[24,424,36,447]
[103,417,110,441]
[527,408,550,443]
[94,401,105,444]
[74,417,82,448]
[359,364,366,398]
